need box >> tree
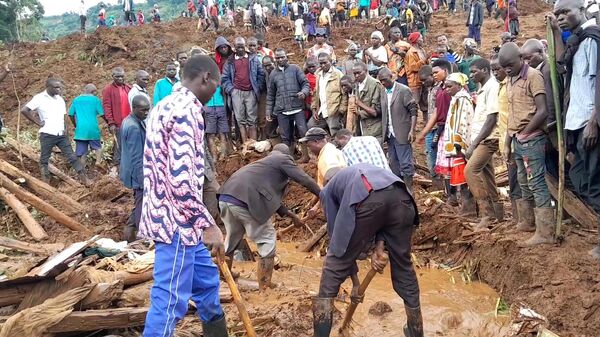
[0,0,45,42]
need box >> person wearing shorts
[68,83,104,168]
[204,86,230,160]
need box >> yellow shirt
[317,142,347,187]
[497,78,508,153]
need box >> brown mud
[1,1,598,336]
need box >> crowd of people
[6,0,600,337]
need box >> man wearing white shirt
[128,70,151,110]
[309,53,344,135]
[21,78,91,185]
[79,0,87,34]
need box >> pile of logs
[0,236,234,336]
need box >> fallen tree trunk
[0,172,90,233]
[3,137,82,188]
[0,159,82,213]
[0,188,47,240]
[300,224,327,252]
[114,270,154,287]
[546,174,600,230]
[47,307,148,333]
[0,236,55,255]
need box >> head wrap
[446,73,469,87]
[371,31,384,42]
[463,38,477,49]
[408,32,422,44]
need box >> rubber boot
[460,187,477,218]
[40,165,50,183]
[257,256,275,290]
[402,305,424,337]
[520,208,555,246]
[312,297,334,337]
[445,179,459,206]
[510,198,519,224]
[473,199,495,230]
[202,314,229,337]
[515,199,535,232]
[493,201,504,222]
[299,143,310,164]
[78,170,93,187]
[588,218,600,259]
[402,175,414,195]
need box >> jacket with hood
[214,36,232,73]
[222,53,265,97]
[266,64,310,116]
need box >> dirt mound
[520,1,553,16]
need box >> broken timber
[0,159,83,213]
[0,236,60,255]
[0,172,90,233]
[546,174,600,230]
[4,137,82,188]
[47,307,148,333]
[0,187,47,240]
[300,224,327,252]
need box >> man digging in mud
[217,143,321,289]
[313,163,422,337]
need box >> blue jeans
[468,24,481,44]
[277,112,307,147]
[388,136,415,178]
[143,231,224,337]
[512,135,551,208]
[424,129,437,178]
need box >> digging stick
[217,260,257,337]
[339,268,379,335]
[546,21,566,238]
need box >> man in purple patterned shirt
[139,55,228,337]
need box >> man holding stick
[313,163,422,337]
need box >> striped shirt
[139,86,215,245]
[341,136,390,171]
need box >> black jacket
[266,64,310,116]
[217,152,320,224]
[466,2,484,27]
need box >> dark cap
[299,127,328,143]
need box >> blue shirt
[68,94,104,140]
[153,77,179,104]
[206,87,225,107]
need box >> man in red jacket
[102,67,132,170]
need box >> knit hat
[371,31,384,42]
[463,38,478,49]
[446,72,469,87]
[408,32,422,44]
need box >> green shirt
[68,94,104,140]
[458,54,481,92]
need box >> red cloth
[370,0,379,10]
[361,175,373,192]
[233,57,253,91]
[449,157,467,186]
[102,82,132,127]
[215,54,227,73]
[408,32,421,44]
[305,72,316,119]
[210,5,218,17]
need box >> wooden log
[546,174,600,229]
[0,159,82,213]
[0,283,36,307]
[47,307,148,333]
[0,187,48,241]
[78,281,125,310]
[0,172,90,233]
[114,270,154,287]
[300,224,328,252]
[3,137,82,188]
[0,236,51,254]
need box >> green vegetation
[0,0,45,42]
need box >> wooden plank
[546,174,600,229]
[0,172,90,233]
[47,307,148,333]
[4,137,82,188]
[27,236,99,277]
[0,187,48,240]
[0,283,36,307]
[0,236,49,255]
[0,159,83,213]
[300,224,327,252]
[79,281,124,310]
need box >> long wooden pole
[546,21,566,238]
[338,268,378,335]
[0,187,48,240]
[218,260,257,337]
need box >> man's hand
[266,114,273,122]
[407,130,415,143]
[290,212,304,227]
[371,243,389,273]
[109,124,117,134]
[545,13,559,31]
[312,108,320,121]
[203,224,225,262]
[415,132,425,144]
[465,145,475,160]
[306,204,320,219]
[583,121,599,150]
[297,92,306,100]
[503,142,512,164]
